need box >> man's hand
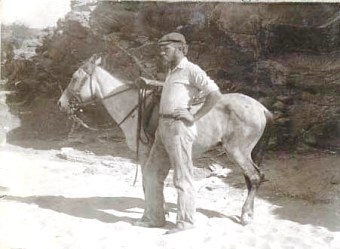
[173,108,195,125]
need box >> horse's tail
[251,108,274,167]
[264,108,274,125]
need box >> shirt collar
[170,57,188,72]
[177,57,188,69]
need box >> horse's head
[58,56,102,114]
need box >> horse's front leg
[138,149,170,226]
[139,199,169,219]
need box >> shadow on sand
[3,195,235,227]
[5,135,340,232]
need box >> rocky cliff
[2,2,340,152]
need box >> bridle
[65,65,155,141]
[66,66,138,131]
[64,61,159,186]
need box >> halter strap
[68,68,95,104]
[67,66,140,129]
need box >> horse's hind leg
[228,147,263,225]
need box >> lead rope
[133,81,148,186]
[104,37,157,186]
[134,84,142,186]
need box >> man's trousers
[142,118,197,226]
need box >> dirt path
[0,137,339,249]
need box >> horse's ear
[95,57,102,66]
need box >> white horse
[58,56,273,225]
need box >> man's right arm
[139,77,164,87]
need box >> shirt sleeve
[190,64,219,95]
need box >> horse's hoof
[241,213,253,226]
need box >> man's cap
[158,32,186,46]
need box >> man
[135,32,222,234]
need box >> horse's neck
[94,67,142,152]
[102,92,151,162]
[101,93,139,152]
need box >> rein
[67,67,155,150]
[66,63,157,186]
[68,68,137,131]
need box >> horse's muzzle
[57,99,70,114]
[57,100,62,109]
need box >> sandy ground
[1,85,340,249]
[0,133,339,249]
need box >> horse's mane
[81,54,135,87]
[97,66,135,87]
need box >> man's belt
[159,113,176,119]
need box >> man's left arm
[193,90,222,121]
[173,90,222,124]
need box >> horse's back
[221,93,269,111]
[219,93,271,126]
[213,93,271,144]
[193,93,270,154]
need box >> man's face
[159,44,178,63]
